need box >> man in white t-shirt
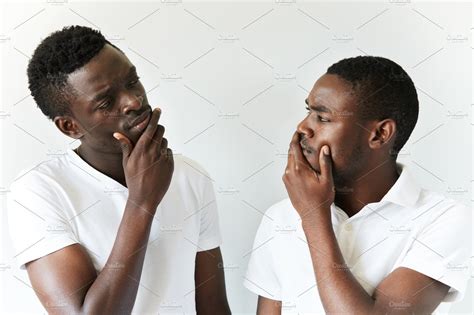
[244,56,471,314]
[7,25,230,314]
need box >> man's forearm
[78,199,156,314]
[303,210,376,315]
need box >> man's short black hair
[327,56,419,157]
[27,25,121,120]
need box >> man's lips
[128,108,151,131]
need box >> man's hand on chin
[282,131,335,227]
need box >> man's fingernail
[113,133,119,140]
[323,146,330,155]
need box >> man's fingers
[319,145,334,183]
[113,132,133,161]
[287,132,299,170]
[139,107,161,146]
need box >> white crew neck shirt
[8,150,221,314]
[244,164,470,314]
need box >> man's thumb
[113,132,132,160]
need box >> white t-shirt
[7,149,222,314]
[244,164,471,314]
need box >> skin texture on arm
[26,108,175,314]
[257,296,281,315]
[195,247,231,314]
[283,132,450,315]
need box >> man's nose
[121,94,143,114]
[297,116,314,138]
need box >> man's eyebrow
[305,98,332,113]
[91,66,138,102]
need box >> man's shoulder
[262,198,298,223]
[415,188,470,224]
[10,154,71,192]
[172,154,213,184]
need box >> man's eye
[98,100,111,110]
[128,77,141,87]
[305,106,311,113]
[318,115,330,122]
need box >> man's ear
[368,119,397,150]
[53,116,84,139]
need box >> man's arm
[257,296,281,315]
[26,108,174,314]
[303,219,449,314]
[283,132,450,314]
[195,247,231,314]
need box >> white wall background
[1,0,472,314]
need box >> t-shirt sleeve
[7,172,78,269]
[196,168,222,252]
[244,210,282,301]
[392,202,471,302]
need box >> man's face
[297,73,368,187]
[65,43,151,153]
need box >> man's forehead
[67,46,134,96]
[307,74,355,112]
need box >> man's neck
[334,160,399,218]
[75,144,127,187]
